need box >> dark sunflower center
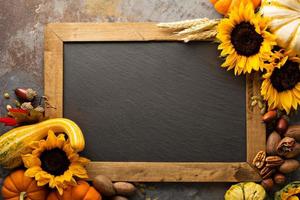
[270,60,300,92]
[40,148,70,176]
[231,22,263,56]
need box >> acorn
[274,173,286,185]
[261,178,274,190]
[15,88,37,101]
[276,116,289,135]
[262,110,277,123]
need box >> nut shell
[265,156,284,167]
[285,143,300,158]
[261,178,274,190]
[111,196,128,200]
[277,137,296,157]
[93,175,116,196]
[260,166,276,179]
[285,125,300,142]
[252,151,266,169]
[113,182,136,196]
[279,159,300,174]
[262,110,277,123]
[266,132,281,156]
[276,117,289,135]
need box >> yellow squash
[0,118,85,168]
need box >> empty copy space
[63,42,246,162]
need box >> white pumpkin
[260,0,300,56]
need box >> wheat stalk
[176,19,219,36]
[157,18,220,42]
[183,28,218,42]
[157,18,210,30]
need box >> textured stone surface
[0,0,298,199]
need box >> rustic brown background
[1,0,299,199]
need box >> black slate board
[63,42,246,162]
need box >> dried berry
[262,110,277,123]
[15,88,37,101]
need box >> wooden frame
[44,23,265,182]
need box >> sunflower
[217,2,276,75]
[22,130,90,195]
[261,48,300,113]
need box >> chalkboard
[44,23,265,182]
[63,42,246,162]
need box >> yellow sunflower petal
[36,171,53,186]
[216,1,276,75]
[22,154,41,168]
[292,85,300,100]
[69,163,89,179]
[25,166,42,177]
[45,130,60,150]
[280,91,293,113]
[77,157,91,165]
[63,143,75,156]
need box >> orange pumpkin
[47,180,101,200]
[210,0,261,15]
[1,169,48,200]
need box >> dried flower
[20,102,34,110]
[0,117,18,126]
[15,88,37,101]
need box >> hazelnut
[261,178,274,190]
[276,117,289,135]
[274,173,286,185]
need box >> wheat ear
[157,18,209,30]
[177,19,219,36]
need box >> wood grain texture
[87,162,261,182]
[44,26,63,118]
[44,23,264,182]
[47,23,188,41]
[246,73,266,164]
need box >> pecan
[265,156,284,167]
[277,137,296,156]
[260,166,276,179]
[252,151,266,169]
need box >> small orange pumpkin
[210,0,261,15]
[47,180,101,200]
[1,169,48,200]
